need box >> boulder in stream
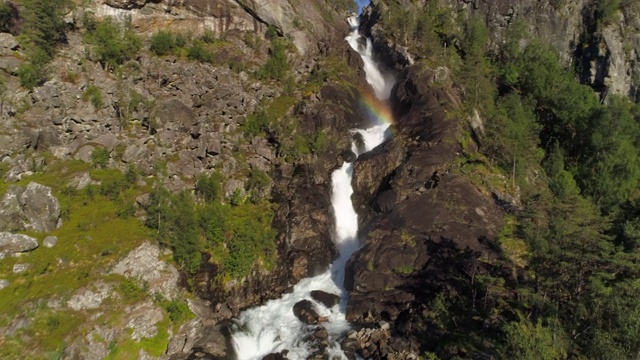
[292,300,320,325]
[310,290,340,308]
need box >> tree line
[379,1,640,358]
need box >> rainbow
[359,89,395,132]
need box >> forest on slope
[370,0,640,359]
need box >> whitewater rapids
[230,15,393,360]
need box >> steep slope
[0,0,368,359]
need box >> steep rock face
[344,64,506,356]
[191,82,368,319]
[92,0,349,56]
[363,0,640,100]
[443,0,587,64]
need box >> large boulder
[149,98,195,133]
[189,322,230,359]
[0,232,38,256]
[310,290,341,308]
[292,300,320,325]
[0,182,61,233]
[110,242,180,300]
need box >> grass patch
[0,160,151,358]
[400,230,417,247]
[394,265,415,275]
[103,316,171,360]
[498,214,528,267]
[0,199,150,317]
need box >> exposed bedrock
[344,64,508,357]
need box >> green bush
[145,183,277,281]
[150,30,175,56]
[124,164,138,184]
[18,61,46,89]
[99,173,126,200]
[163,299,191,323]
[174,33,187,48]
[199,203,226,246]
[229,188,244,206]
[82,84,103,108]
[15,0,71,88]
[187,42,214,63]
[241,108,270,137]
[195,171,222,203]
[255,33,288,81]
[145,188,201,273]
[91,147,110,169]
[20,0,69,58]
[85,16,142,70]
[0,2,17,33]
[119,278,147,301]
[116,195,136,219]
[200,30,216,44]
[247,169,270,193]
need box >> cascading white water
[230,15,393,360]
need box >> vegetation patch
[0,160,151,358]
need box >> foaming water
[346,18,394,100]
[230,15,393,359]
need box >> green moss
[139,317,171,356]
[102,316,171,360]
[28,309,85,354]
[401,230,417,247]
[498,214,528,267]
[267,95,296,120]
[82,84,104,108]
[394,265,415,275]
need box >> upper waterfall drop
[346,16,394,101]
[229,14,395,360]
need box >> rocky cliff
[363,0,640,101]
[0,0,369,358]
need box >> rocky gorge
[1,0,640,359]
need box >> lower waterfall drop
[230,15,394,360]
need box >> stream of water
[230,15,394,360]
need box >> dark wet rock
[310,290,340,308]
[190,321,230,359]
[340,149,357,163]
[341,64,505,360]
[313,326,329,340]
[306,351,328,360]
[293,300,320,325]
[262,352,287,360]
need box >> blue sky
[356,0,370,13]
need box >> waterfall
[230,15,393,360]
